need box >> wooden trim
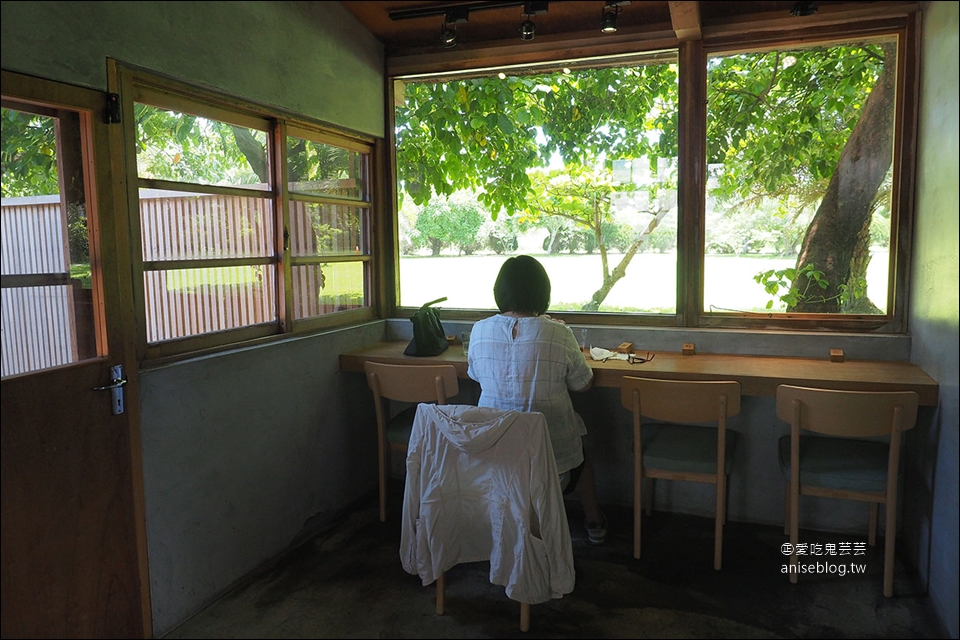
[132,84,271,132]
[285,123,376,152]
[677,39,706,328]
[136,178,272,199]
[142,257,275,271]
[384,3,919,77]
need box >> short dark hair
[493,255,551,315]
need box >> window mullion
[677,39,707,328]
[274,121,293,334]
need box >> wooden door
[1,71,150,638]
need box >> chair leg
[724,481,730,525]
[789,482,800,584]
[714,475,725,571]
[634,478,642,560]
[868,502,878,546]
[520,602,530,632]
[883,502,896,598]
[436,574,445,615]
[783,481,790,536]
[378,442,387,523]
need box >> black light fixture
[601,1,622,34]
[439,21,457,47]
[790,2,818,16]
[439,7,469,48]
[519,2,547,41]
[519,18,536,40]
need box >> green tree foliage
[413,193,486,256]
[395,63,676,217]
[525,163,672,310]
[1,109,59,197]
[396,41,894,313]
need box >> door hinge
[106,93,121,124]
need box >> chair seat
[778,434,889,493]
[643,424,739,475]
[386,405,418,446]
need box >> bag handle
[422,297,448,307]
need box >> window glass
[704,37,897,316]
[289,202,367,257]
[286,130,371,324]
[291,262,365,319]
[1,105,98,377]
[135,99,277,345]
[136,104,269,190]
[143,267,277,342]
[394,55,679,313]
[140,191,273,261]
[286,136,367,200]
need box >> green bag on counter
[404,297,450,357]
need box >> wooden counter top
[340,341,939,406]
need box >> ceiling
[339,1,905,59]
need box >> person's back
[468,313,591,474]
[464,255,606,545]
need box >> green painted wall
[0,0,384,137]
[907,2,959,637]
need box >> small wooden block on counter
[617,342,634,354]
[682,343,695,356]
[830,348,845,362]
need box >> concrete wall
[905,2,960,637]
[0,1,384,137]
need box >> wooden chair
[400,404,574,633]
[619,377,741,570]
[776,385,919,597]
[364,362,459,522]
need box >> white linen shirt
[400,403,575,605]
[467,314,593,474]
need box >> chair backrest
[620,377,741,423]
[775,385,919,437]
[364,361,460,405]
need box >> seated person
[466,255,607,545]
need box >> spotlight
[790,2,818,16]
[439,21,457,47]
[439,7,468,48]
[601,2,622,34]
[519,18,536,41]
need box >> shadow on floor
[163,488,944,639]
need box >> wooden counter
[340,341,939,406]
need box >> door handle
[94,365,126,415]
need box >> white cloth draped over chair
[400,403,574,630]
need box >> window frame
[113,64,380,364]
[384,15,918,334]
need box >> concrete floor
[162,489,945,639]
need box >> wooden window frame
[112,64,379,364]
[382,14,919,335]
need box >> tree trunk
[583,208,669,311]
[791,45,896,312]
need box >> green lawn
[399,250,890,313]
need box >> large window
[124,72,375,359]
[704,36,898,319]
[392,26,912,332]
[395,54,679,316]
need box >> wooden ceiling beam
[669,1,701,41]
